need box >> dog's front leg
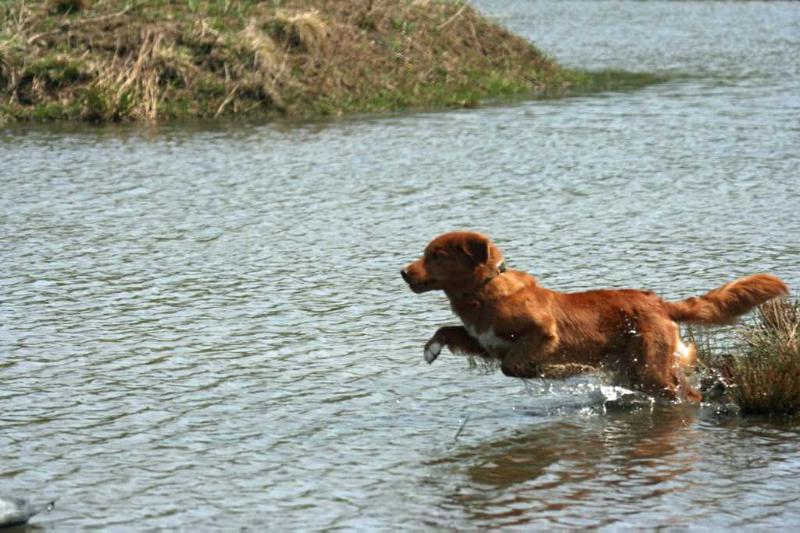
[424,326,487,363]
[500,330,560,378]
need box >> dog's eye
[428,249,447,261]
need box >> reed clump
[0,0,665,124]
[699,298,800,416]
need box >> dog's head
[401,231,506,294]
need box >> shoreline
[1,1,666,125]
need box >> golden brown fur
[401,231,789,402]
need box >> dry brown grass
[0,0,663,123]
[0,0,568,122]
[698,298,800,416]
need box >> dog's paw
[424,341,442,363]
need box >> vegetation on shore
[0,0,665,124]
[697,298,800,416]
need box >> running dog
[401,231,788,401]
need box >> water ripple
[3,1,800,529]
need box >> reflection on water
[429,405,800,528]
[2,0,800,529]
[433,405,699,528]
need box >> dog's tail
[665,274,788,326]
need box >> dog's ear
[463,238,489,265]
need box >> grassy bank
[698,298,800,416]
[0,0,664,124]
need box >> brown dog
[401,231,788,402]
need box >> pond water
[2,0,799,529]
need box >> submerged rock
[0,496,55,528]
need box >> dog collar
[481,260,506,287]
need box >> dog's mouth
[407,280,435,293]
[401,269,436,293]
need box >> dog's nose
[401,268,409,282]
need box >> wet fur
[402,231,788,402]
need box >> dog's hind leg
[424,326,487,363]
[633,319,702,402]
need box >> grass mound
[698,298,800,416]
[0,0,663,124]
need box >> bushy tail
[666,274,788,325]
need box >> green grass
[562,68,671,95]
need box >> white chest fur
[463,323,513,352]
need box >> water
[2,1,799,529]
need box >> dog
[401,231,788,402]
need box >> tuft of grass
[699,298,800,416]
[23,56,88,88]
[265,9,327,54]
[31,101,67,121]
